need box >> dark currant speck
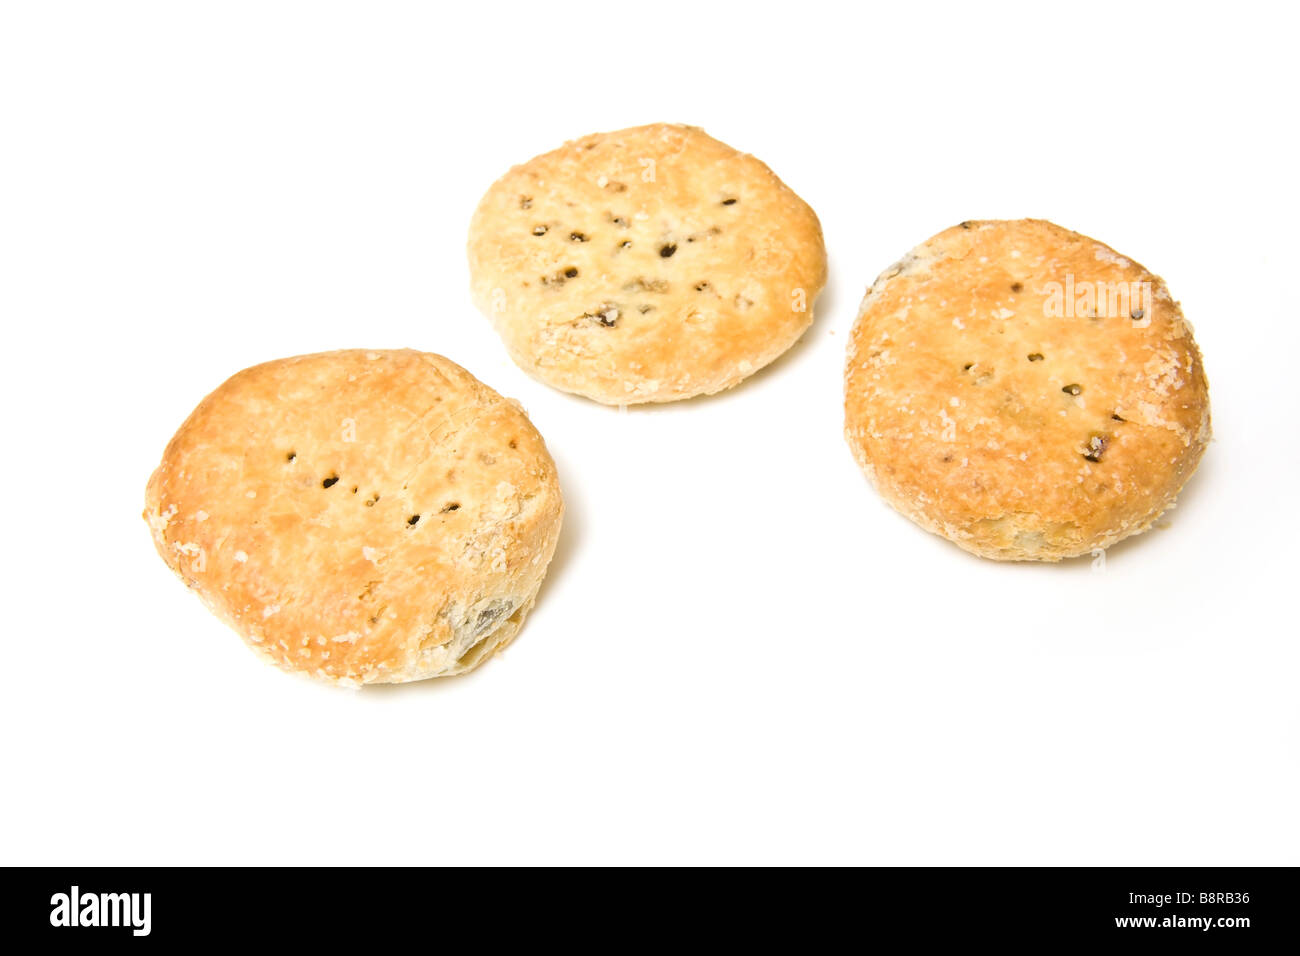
[1082,432,1111,463]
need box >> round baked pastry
[467,123,827,404]
[144,349,564,684]
[844,219,1210,561]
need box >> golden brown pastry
[845,219,1210,561]
[144,349,564,683]
[468,123,827,404]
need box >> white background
[2,1,1297,865]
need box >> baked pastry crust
[845,220,1210,561]
[468,123,827,404]
[144,349,564,683]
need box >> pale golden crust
[144,349,564,684]
[468,123,827,404]
[845,220,1210,561]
